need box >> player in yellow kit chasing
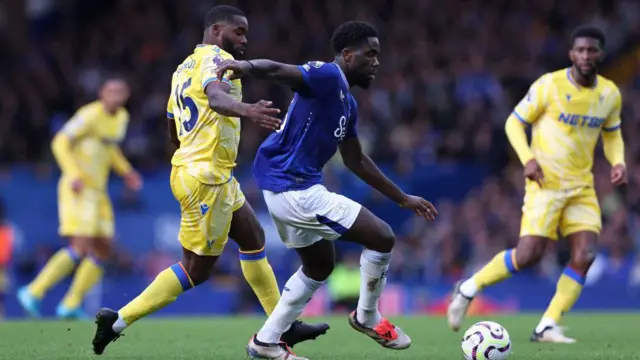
[18,76,142,319]
[91,6,328,355]
[448,26,627,343]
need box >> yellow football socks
[61,257,104,309]
[119,262,193,326]
[543,267,585,323]
[473,249,519,289]
[28,246,81,299]
[239,247,280,315]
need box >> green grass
[0,314,638,359]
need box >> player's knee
[90,237,112,261]
[302,261,334,282]
[368,222,395,253]
[570,247,596,271]
[514,236,547,268]
[69,237,92,257]
[181,251,217,285]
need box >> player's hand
[215,60,252,81]
[245,100,282,131]
[524,158,544,188]
[610,164,628,186]
[399,195,438,220]
[71,178,84,194]
[124,170,143,191]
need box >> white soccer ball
[461,321,512,360]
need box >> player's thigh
[341,206,395,253]
[229,196,265,252]
[520,186,565,240]
[171,167,233,258]
[560,187,601,238]
[58,183,101,238]
[262,185,362,249]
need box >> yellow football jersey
[56,101,129,190]
[167,44,242,185]
[512,68,622,189]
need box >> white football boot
[447,281,474,332]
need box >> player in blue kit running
[216,21,438,359]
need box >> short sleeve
[345,96,359,139]
[512,74,550,125]
[296,61,340,96]
[201,50,234,89]
[603,87,622,132]
[60,106,98,140]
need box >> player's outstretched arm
[339,137,437,219]
[205,82,281,130]
[215,59,305,90]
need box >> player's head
[204,5,248,58]
[332,21,379,89]
[569,25,605,77]
[99,76,130,111]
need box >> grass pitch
[0,313,638,359]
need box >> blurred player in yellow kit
[92,6,328,355]
[448,26,627,343]
[17,77,142,319]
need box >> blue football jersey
[253,61,358,192]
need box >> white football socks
[112,313,128,333]
[459,278,479,298]
[356,249,391,328]
[256,267,323,344]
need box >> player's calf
[341,208,395,329]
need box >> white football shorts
[263,184,362,248]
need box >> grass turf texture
[0,314,637,359]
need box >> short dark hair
[204,5,245,29]
[571,25,606,49]
[331,21,378,55]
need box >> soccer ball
[461,321,511,360]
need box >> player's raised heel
[447,280,473,332]
[530,326,576,344]
[246,335,309,360]
[92,308,122,355]
[280,320,330,348]
[347,311,411,350]
[17,287,42,318]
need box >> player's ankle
[112,313,128,333]
[459,278,478,298]
[356,307,381,328]
[535,317,557,333]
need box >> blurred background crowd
[1,0,640,315]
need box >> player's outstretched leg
[448,236,548,332]
[230,202,329,348]
[341,207,410,350]
[92,248,217,355]
[247,240,333,359]
[531,231,596,344]
[18,244,84,317]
